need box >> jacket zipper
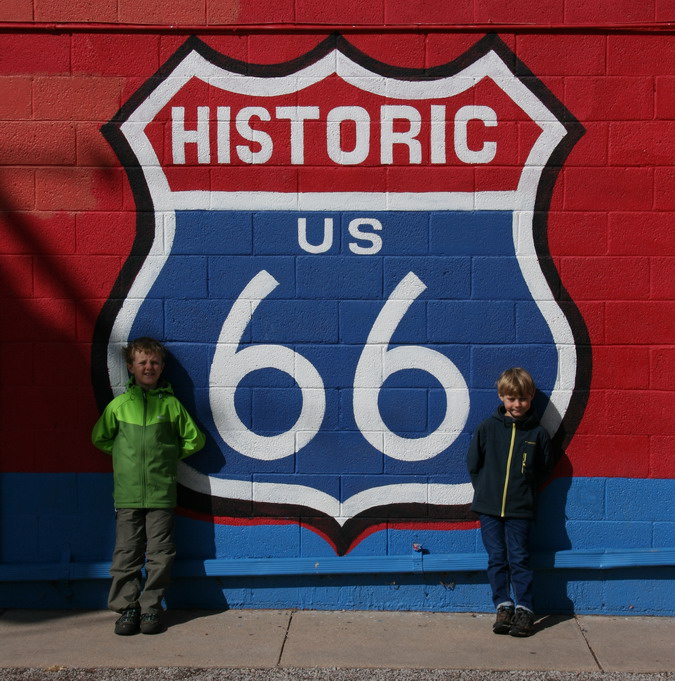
[141,391,148,507]
[521,451,527,473]
[500,422,517,517]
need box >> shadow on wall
[164,354,229,611]
[0,164,125,579]
[532,397,575,613]
[532,475,574,613]
[0,174,122,473]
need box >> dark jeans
[108,508,176,615]
[479,513,534,612]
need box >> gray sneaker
[509,607,535,637]
[492,605,514,634]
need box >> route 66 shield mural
[94,34,589,555]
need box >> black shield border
[94,33,589,555]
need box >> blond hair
[496,367,536,398]
[124,337,167,364]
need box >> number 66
[209,270,469,462]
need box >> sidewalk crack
[574,614,604,671]
[276,609,294,667]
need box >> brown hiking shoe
[509,607,535,637]
[114,607,140,636]
[140,611,165,635]
[492,605,514,634]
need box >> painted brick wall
[0,1,673,614]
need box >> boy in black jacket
[467,367,552,637]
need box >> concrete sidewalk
[1,609,674,674]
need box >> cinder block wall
[0,1,673,614]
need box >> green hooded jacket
[92,380,206,508]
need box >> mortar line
[574,614,604,672]
[276,609,295,667]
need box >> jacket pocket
[520,441,537,482]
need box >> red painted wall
[0,2,673,485]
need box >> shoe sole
[493,623,511,635]
[114,628,139,636]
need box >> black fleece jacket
[467,405,553,519]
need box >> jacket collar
[494,404,538,428]
[126,377,173,398]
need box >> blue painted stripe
[2,548,675,582]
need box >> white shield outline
[96,35,588,553]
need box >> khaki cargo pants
[108,508,176,615]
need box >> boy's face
[498,393,533,420]
[127,350,165,391]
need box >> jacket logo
[94,35,590,554]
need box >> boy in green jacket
[92,337,205,636]
[467,367,552,637]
